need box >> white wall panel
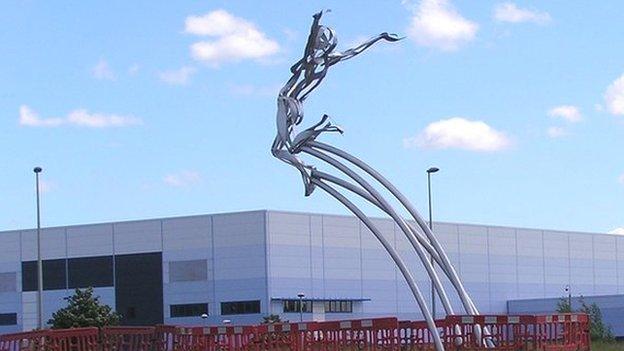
[0,231,20,264]
[21,228,66,261]
[67,224,113,258]
[162,216,211,252]
[114,220,162,254]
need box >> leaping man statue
[272,11,490,351]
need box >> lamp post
[297,292,305,322]
[565,285,571,311]
[33,167,43,330]
[426,167,439,319]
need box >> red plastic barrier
[174,324,258,351]
[534,314,590,351]
[154,325,176,351]
[44,327,99,351]
[398,319,442,350]
[0,329,47,351]
[101,326,155,351]
[251,321,310,350]
[0,314,591,351]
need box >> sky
[1,1,623,234]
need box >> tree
[556,297,572,313]
[48,287,121,329]
[555,295,614,342]
[579,299,614,342]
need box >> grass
[591,340,624,351]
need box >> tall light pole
[426,167,439,319]
[33,167,43,330]
[297,292,305,322]
[565,285,571,311]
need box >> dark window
[22,259,67,291]
[283,300,312,313]
[324,300,352,313]
[115,252,163,326]
[170,303,208,318]
[221,300,260,315]
[0,313,17,326]
[68,256,113,288]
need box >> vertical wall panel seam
[263,211,270,314]
[456,225,461,281]
[486,227,491,312]
[321,215,326,297]
[358,220,363,301]
[160,220,165,319]
[616,238,620,294]
[567,234,571,291]
[19,230,23,330]
[394,223,398,315]
[592,235,596,294]
[210,216,216,316]
[112,224,116,288]
[64,228,68,292]
[541,230,546,298]
[308,215,313,297]
[614,237,620,294]
[514,229,519,301]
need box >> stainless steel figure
[271,11,483,350]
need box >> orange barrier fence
[0,314,590,351]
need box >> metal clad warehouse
[0,210,623,334]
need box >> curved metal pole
[302,147,455,316]
[310,178,445,351]
[309,141,479,314]
[312,169,449,270]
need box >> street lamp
[565,285,571,311]
[33,167,43,330]
[297,292,305,322]
[426,167,439,319]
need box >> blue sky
[1,1,623,234]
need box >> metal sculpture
[272,11,483,351]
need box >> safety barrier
[0,327,98,351]
[101,326,155,351]
[0,314,590,351]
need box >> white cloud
[609,227,624,235]
[163,171,202,187]
[92,59,116,80]
[547,126,567,138]
[158,66,196,85]
[604,74,624,115]
[185,9,279,65]
[405,0,478,51]
[19,105,64,127]
[19,105,142,128]
[618,173,624,185]
[404,117,510,152]
[494,2,551,24]
[66,109,142,128]
[548,105,582,123]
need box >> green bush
[48,287,121,329]
[556,295,614,342]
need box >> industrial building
[1,210,623,335]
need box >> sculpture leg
[310,178,445,351]
[309,141,478,315]
[302,147,455,317]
